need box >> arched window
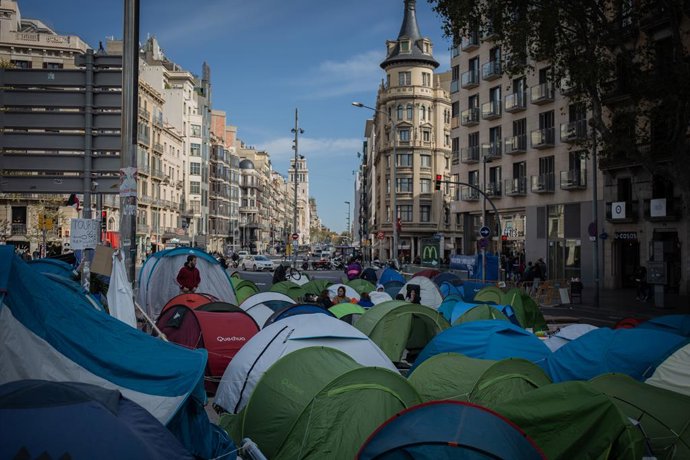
[397,105,403,120]
[388,106,392,120]
[407,104,413,120]
[420,105,426,120]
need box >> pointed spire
[381,0,439,69]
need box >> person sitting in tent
[331,286,350,305]
[317,290,333,309]
[405,285,421,304]
[346,258,362,281]
[358,292,374,309]
[273,264,287,284]
[176,255,201,293]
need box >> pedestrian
[317,290,333,309]
[635,266,649,301]
[176,254,201,293]
[346,258,362,281]
[536,258,548,280]
[272,263,287,284]
[331,286,350,304]
[358,292,374,308]
[523,262,535,282]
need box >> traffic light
[101,210,107,231]
[435,175,443,191]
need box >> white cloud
[257,136,361,160]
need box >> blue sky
[18,0,450,233]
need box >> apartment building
[365,0,457,262]
[208,110,233,254]
[288,155,311,245]
[450,33,603,284]
[225,125,241,253]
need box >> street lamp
[344,201,351,244]
[352,101,399,266]
[291,108,304,268]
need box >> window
[420,178,431,193]
[452,101,460,118]
[422,130,431,142]
[42,62,63,69]
[490,85,501,104]
[397,153,413,167]
[420,205,431,222]
[513,161,526,179]
[397,105,404,120]
[190,162,201,175]
[386,179,391,194]
[468,94,479,109]
[190,181,201,194]
[190,143,201,156]
[399,129,410,142]
[468,170,479,186]
[407,104,413,120]
[191,124,202,137]
[400,41,410,53]
[420,155,431,167]
[398,71,411,86]
[397,177,413,193]
[11,60,31,69]
[398,205,413,222]
[422,72,431,86]
[386,73,391,88]
[420,105,426,120]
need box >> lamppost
[344,201,351,244]
[352,101,398,266]
[291,108,304,268]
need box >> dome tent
[638,314,690,337]
[300,279,332,297]
[543,323,598,352]
[238,292,295,328]
[474,285,505,304]
[355,301,450,364]
[408,353,551,405]
[230,278,259,304]
[214,314,396,414]
[378,267,405,285]
[262,303,335,328]
[270,280,306,301]
[398,276,444,309]
[220,347,421,460]
[327,283,360,301]
[646,342,690,397]
[137,247,237,320]
[346,278,376,294]
[501,288,548,332]
[452,304,510,325]
[329,303,366,325]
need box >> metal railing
[531,127,555,148]
[560,169,587,190]
[504,177,527,196]
[530,173,556,193]
[461,69,480,89]
[560,120,588,142]
[530,82,555,104]
[481,60,502,80]
[481,142,502,160]
[481,100,501,119]
[460,107,480,126]
[505,92,527,112]
[460,146,480,164]
[504,135,527,154]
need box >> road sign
[479,237,489,249]
[479,226,491,238]
[600,232,609,240]
[377,231,385,240]
[292,233,299,241]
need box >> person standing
[177,255,201,293]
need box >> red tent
[162,293,217,313]
[614,317,643,329]
[415,269,441,279]
[156,302,259,394]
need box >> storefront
[501,214,526,257]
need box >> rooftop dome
[239,159,255,170]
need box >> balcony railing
[460,32,479,51]
[151,168,165,180]
[560,170,587,190]
[504,135,527,155]
[11,223,27,235]
[481,26,497,42]
[481,60,502,80]
[531,174,556,193]
[450,80,459,93]
[152,143,164,154]
[481,100,501,120]
[644,198,682,221]
[460,107,480,126]
[530,82,555,104]
[486,182,502,197]
[531,127,555,149]
[461,186,480,201]
[606,201,639,223]
[504,177,527,196]
[461,69,480,89]
[560,120,588,143]
[138,107,150,120]
[481,142,502,160]
[504,92,527,113]
[460,146,480,164]
[137,223,150,234]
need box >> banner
[70,218,99,250]
[420,238,440,267]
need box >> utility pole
[120,0,140,284]
[591,124,600,308]
[291,109,304,268]
[345,201,351,244]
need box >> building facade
[288,155,311,245]
[366,0,457,262]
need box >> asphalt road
[232,266,347,290]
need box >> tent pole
[133,300,168,341]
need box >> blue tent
[27,258,76,278]
[379,267,405,285]
[263,303,336,328]
[0,380,197,460]
[438,279,463,298]
[438,298,518,326]
[410,321,552,373]
[438,295,464,322]
[43,272,104,311]
[358,400,545,460]
[638,314,690,337]
[432,271,460,287]
[458,281,494,302]
[384,280,405,299]
[542,327,688,383]
[0,247,234,458]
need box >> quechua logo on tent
[216,336,247,342]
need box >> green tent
[409,353,551,405]
[301,279,332,296]
[328,303,366,324]
[452,304,509,326]
[590,373,690,459]
[473,285,504,304]
[346,279,376,295]
[355,301,450,363]
[221,346,421,460]
[501,288,548,332]
[493,381,646,459]
[231,278,260,304]
[270,281,305,301]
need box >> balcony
[504,92,527,113]
[450,80,459,93]
[461,69,480,89]
[601,77,632,105]
[152,143,164,154]
[481,60,502,80]
[137,223,150,234]
[481,142,502,161]
[152,115,163,128]
[481,26,497,42]
[486,182,502,198]
[644,198,682,221]
[531,127,555,149]
[151,168,165,180]
[460,32,479,51]
[560,78,576,96]
[504,177,527,196]
[530,82,555,104]
[460,146,480,164]
[138,107,150,120]
[504,135,527,155]
[139,196,152,205]
[606,201,639,223]
[560,120,588,143]
[461,186,480,201]
[460,107,480,127]
[11,223,27,235]
[481,100,501,120]
[560,170,587,190]
[530,174,556,193]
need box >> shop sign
[615,231,638,240]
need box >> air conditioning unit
[611,201,626,219]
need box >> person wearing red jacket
[176,255,201,293]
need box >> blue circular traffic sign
[479,226,491,238]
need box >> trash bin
[569,280,583,304]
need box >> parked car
[236,250,249,258]
[240,254,275,271]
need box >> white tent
[137,248,237,320]
[543,324,598,352]
[369,291,393,305]
[238,291,295,328]
[214,314,396,414]
[646,342,690,396]
[398,276,443,310]
[327,283,360,302]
